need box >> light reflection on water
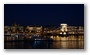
[4,35,84,49]
[51,41,84,49]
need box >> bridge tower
[60,23,67,35]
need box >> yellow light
[63,32,66,35]
[60,32,62,34]
[61,24,67,25]
[56,36,59,38]
[51,36,53,39]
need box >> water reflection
[4,35,84,49]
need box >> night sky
[4,4,84,27]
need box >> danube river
[4,35,84,49]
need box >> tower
[60,23,67,35]
[60,23,67,32]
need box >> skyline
[4,4,84,26]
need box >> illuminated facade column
[60,23,67,34]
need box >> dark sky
[4,4,84,27]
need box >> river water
[4,35,84,49]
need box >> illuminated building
[59,23,84,34]
[4,23,84,35]
[4,23,84,41]
[4,23,24,34]
[10,23,24,33]
[26,26,42,34]
[43,26,56,35]
[79,26,84,31]
[78,26,84,34]
[4,26,11,33]
[67,26,78,34]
